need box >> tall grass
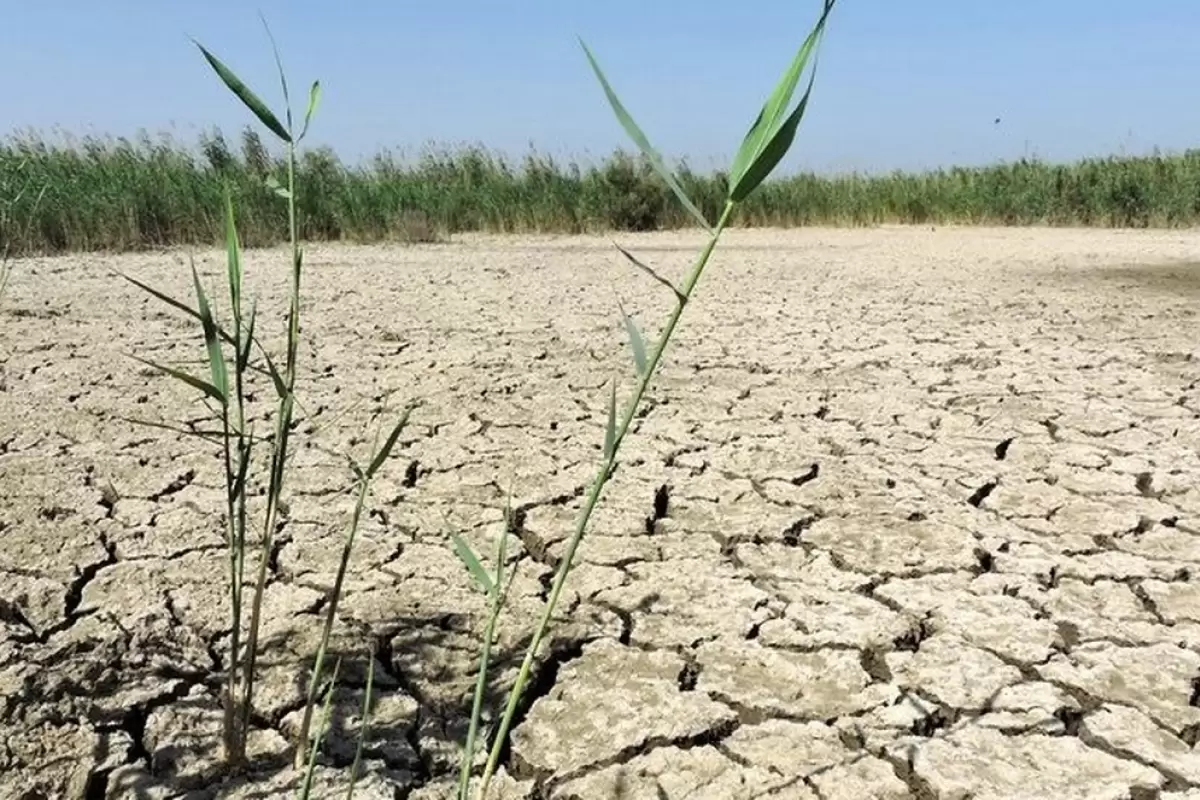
[0,158,46,302]
[5,128,1200,255]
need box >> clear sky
[4,1,1200,175]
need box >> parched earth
[4,226,1200,799]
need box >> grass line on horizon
[2,128,1198,256]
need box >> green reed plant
[452,500,512,796]
[0,160,46,305]
[122,23,412,777]
[9,129,1200,254]
[450,3,838,797]
[346,651,376,800]
[295,400,416,766]
[299,656,341,800]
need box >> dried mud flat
[5,226,1200,799]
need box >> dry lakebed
[4,226,1200,799]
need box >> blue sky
[4,1,1200,174]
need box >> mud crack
[882,746,939,800]
[85,677,204,796]
[644,483,671,535]
[537,715,740,794]
[491,636,588,773]
[63,532,117,621]
[968,479,999,507]
[790,462,820,487]
[147,469,196,501]
[510,485,587,566]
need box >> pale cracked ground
[4,227,1200,799]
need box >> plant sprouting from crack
[119,21,414,779]
[450,2,839,796]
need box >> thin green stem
[476,200,736,796]
[295,471,370,767]
[458,509,509,799]
[223,233,251,763]
[220,403,242,762]
[223,434,251,763]
[346,650,375,800]
[285,139,302,377]
[240,135,302,740]
[458,588,499,798]
[238,390,291,735]
[299,656,341,800]
[295,400,413,766]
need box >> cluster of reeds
[0,158,45,303]
[6,86,1200,255]
[119,1,837,796]
[123,24,412,799]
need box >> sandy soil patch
[4,226,1200,798]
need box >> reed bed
[4,128,1200,256]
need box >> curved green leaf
[258,345,287,399]
[727,0,833,200]
[300,81,322,141]
[346,652,374,800]
[452,533,493,595]
[260,13,293,131]
[618,301,648,376]
[194,41,291,143]
[603,379,617,459]
[729,70,816,203]
[117,414,228,444]
[580,39,711,232]
[613,242,684,302]
[132,355,225,403]
[239,301,257,372]
[365,403,416,479]
[118,270,237,347]
[299,656,341,800]
[120,273,198,320]
[191,263,229,403]
[223,191,242,318]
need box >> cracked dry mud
[4,226,1200,799]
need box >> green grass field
[3,126,1200,256]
